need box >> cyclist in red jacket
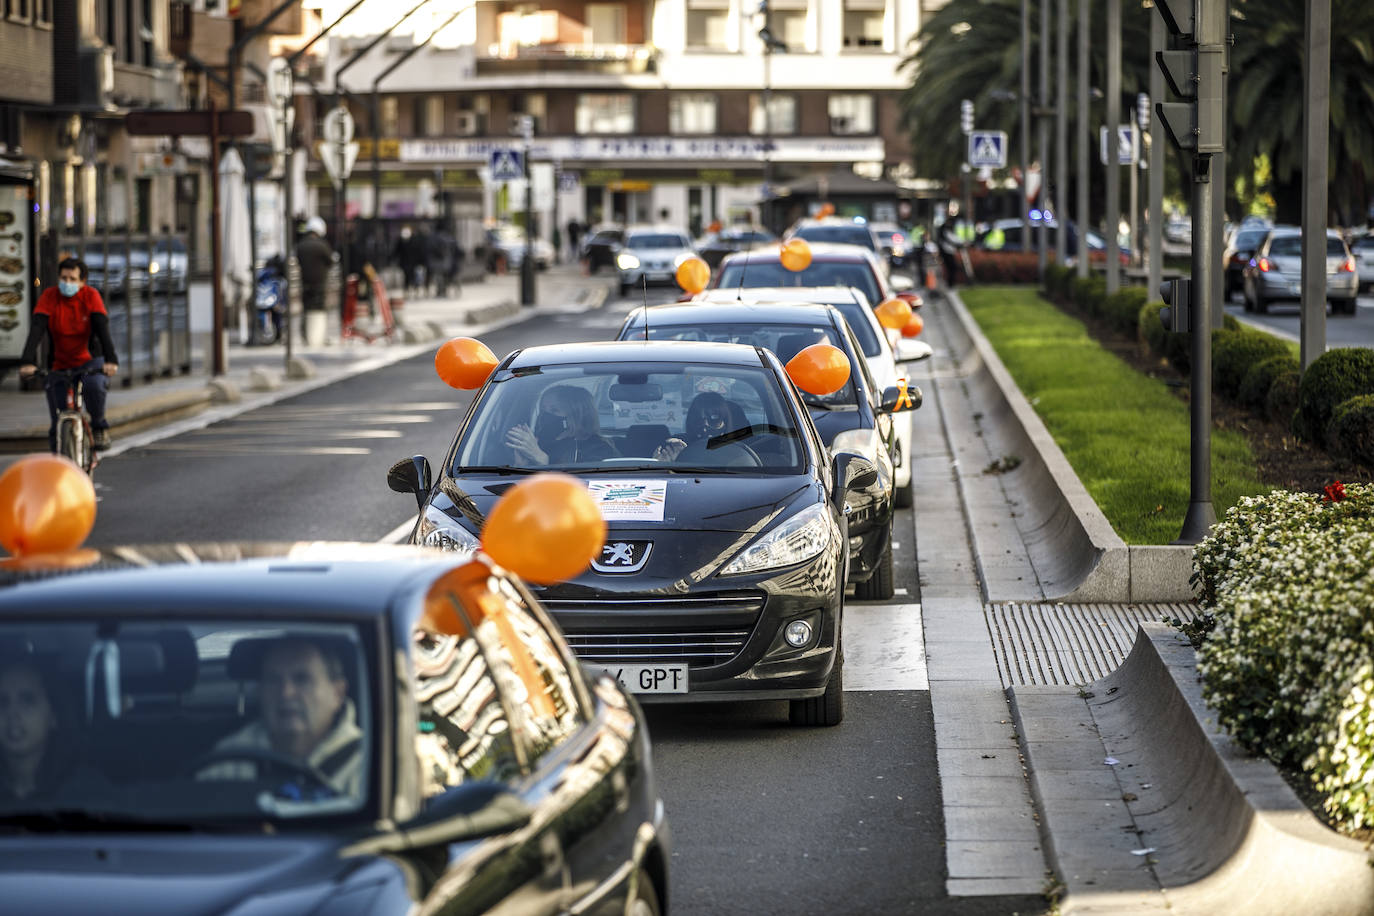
[17,256,120,451]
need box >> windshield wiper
[451,466,539,475]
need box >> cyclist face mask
[58,280,81,298]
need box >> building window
[34,0,50,25]
[586,3,625,44]
[380,97,399,136]
[749,94,796,135]
[685,0,728,50]
[842,0,886,50]
[828,94,875,134]
[576,93,634,134]
[670,93,717,134]
[774,9,807,50]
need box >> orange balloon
[817,203,835,218]
[675,256,710,294]
[901,312,925,338]
[875,297,913,331]
[779,238,812,272]
[435,337,498,390]
[0,455,96,557]
[420,556,496,637]
[481,473,606,585]
[785,344,851,396]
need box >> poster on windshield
[588,480,667,522]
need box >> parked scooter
[252,256,286,345]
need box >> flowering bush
[1192,483,1374,831]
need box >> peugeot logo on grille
[591,540,652,573]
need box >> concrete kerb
[938,289,1194,602]
[1014,622,1374,916]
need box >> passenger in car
[0,657,100,803]
[199,639,363,797]
[505,384,618,466]
[653,392,746,462]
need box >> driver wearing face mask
[504,385,618,466]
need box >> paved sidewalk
[0,265,610,451]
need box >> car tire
[627,866,661,916]
[895,476,913,509]
[618,282,631,298]
[854,534,894,601]
[790,651,843,727]
[1340,298,1358,316]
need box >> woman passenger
[505,384,618,466]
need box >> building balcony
[478,10,656,75]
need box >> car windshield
[791,225,877,250]
[454,361,805,473]
[1232,230,1268,251]
[0,619,372,827]
[716,260,883,308]
[633,323,858,409]
[626,234,689,249]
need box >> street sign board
[489,148,524,182]
[967,131,1007,169]
[321,141,360,188]
[125,109,254,137]
[557,170,580,192]
[1100,125,1137,165]
[322,106,355,146]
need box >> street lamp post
[960,99,974,225]
[518,114,536,306]
[758,1,786,231]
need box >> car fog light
[784,620,813,648]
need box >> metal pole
[1148,11,1164,296]
[763,35,773,230]
[1020,0,1031,246]
[552,158,561,264]
[1105,0,1121,293]
[1129,129,1139,268]
[520,126,535,305]
[338,168,350,329]
[284,145,295,364]
[1037,0,1049,277]
[210,103,225,377]
[371,90,381,222]
[1076,0,1090,277]
[1212,0,1229,326]
[1301,0,1330,369]
[1054,0,1068,265]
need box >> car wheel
[894,476,913,509]
[627,866,661,916]
[618,282,631,298]
[1341,298,1358,316]
[854,534,894,601]
[789,651,844,727]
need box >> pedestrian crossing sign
[968,131,1008,169]
[489,148,524,182]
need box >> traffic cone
[925,264,938,290]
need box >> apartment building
[302,0,944,240]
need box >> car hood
[0,834,386,915]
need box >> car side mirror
[895,339,932,364]
[344,783,532,856]
[890,274,915,292]
[879,383,923,414]
[833,452,878,497]
[387,456,433,509]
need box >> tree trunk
[1272,178,1303,226]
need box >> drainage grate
[984,602,1199,686]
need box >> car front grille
[543,594,764,668]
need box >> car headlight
[617,253,641,270]
[415,512,480,554]
[721,503,832,576]
[830,427,881,464]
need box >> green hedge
[1326,394,1374,469]
[1044,263,1075,300]
[1213,329,1293,401]
[1268,368,1302,426]
[1192,485,1374,831]
[968,250,1043,284]
[1294,348,1374,446]
[1100,287,1148,338]
[1238,354,1301,413]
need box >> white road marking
[141,444,373,456]
[382,515,418,544]
[843,602,928,691]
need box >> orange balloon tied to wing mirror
[779,238,812,272]
[875,297,913,331]
[435,337,498,390]
[785,344,850,396]
[0,454,97,558]
[901,312,925,338]
[481,473,606,585]
[675,256,710,294]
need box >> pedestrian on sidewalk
[566,219,583,263]
[297,217,335,346]
[17,256,119,451]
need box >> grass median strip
[959,285,1268,544]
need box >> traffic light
[1158,278,1192,333]
[1154,0,1224,154]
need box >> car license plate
[592,663,689,694]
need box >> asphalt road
[1225,288,1374,349]
[80,283,1048,916]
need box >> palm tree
[1229,0,1374,225]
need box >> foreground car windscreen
[0,619,371,824]
[716,261,882,307]
[454,361,805,473]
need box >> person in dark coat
[297,217,335,315]
[566,219,583,262]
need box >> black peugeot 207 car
[615,301,916,600]
[387,341,880,726]
[0,543,669,915]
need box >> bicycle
[35,367,100,475]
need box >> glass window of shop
[670,94,717,135]
[749,94,797,135]
[576,94,635,135]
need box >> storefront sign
[400,136,884,164]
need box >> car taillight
[1258,257,1271,272]
[1340,257,1356,273]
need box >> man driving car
[200,639,363,797]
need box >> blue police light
[1029,209,1042,221]
[853,216,867,224]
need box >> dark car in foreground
[580,225,625,273]
[615,301,915,600]
[711,242,922,309]
[0,543,669,915]
[389,341,880,726]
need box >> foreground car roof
[627,301,846,326]
[508,339,772,369]
[693,287,869,306]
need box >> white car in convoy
[690,286,930,508]
[615,225,697,296]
